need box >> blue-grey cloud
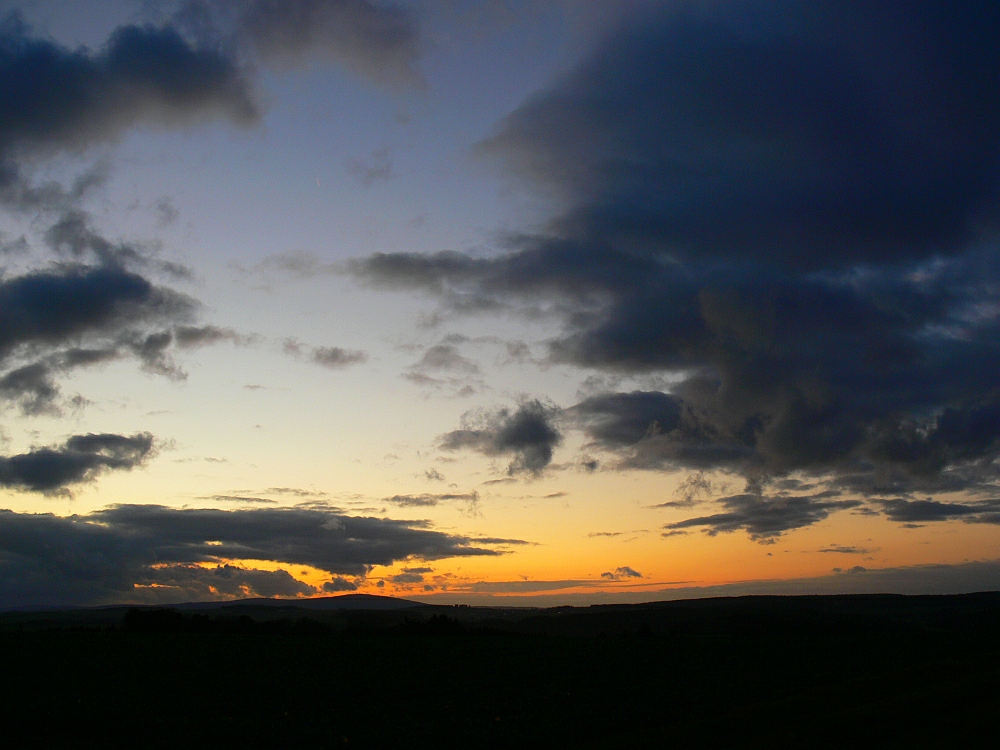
[664,492,862,542]
[440,399,562,476]
[0,262,215,413]
[0,264,196,364]
[0,13,256,203]
[0,1,422,210]
[878,497,1000,524]
[0,432,154,493]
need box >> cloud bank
[0,504,513,608]
[353,1,1000,535]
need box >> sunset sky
[2,0,1000,609]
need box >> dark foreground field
[2,593,998,748]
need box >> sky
[2,0,1000,609]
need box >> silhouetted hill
[174,592,421,612]
[1,592,998,747]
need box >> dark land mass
[2,592,998,748]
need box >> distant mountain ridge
[172,593,422,612]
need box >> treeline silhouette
[121,608,470,636]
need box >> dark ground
[1,592,998,748]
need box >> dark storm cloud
[0,13,257,166]
[440,400,562,476]
[323,576,358,592]
[665,493,862,542]
[0,504,510,608]
[878,497,1000,524]
[573,391,682,447]
[0,264,196,363]
[148,563,315,599]
[352,2,1000,521]
[478,1,1000,270]
[0,260,210,408]
[0,432,154,493]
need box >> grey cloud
[878,497,1000,524]
[0,321,250,409]
[0,346,124,416]
[0,504,509,608]
[410,344,479,374]
[148,563,315,599]
[0,264,196,365]
[401,371,442,388]
[312,346,368,368]
[282,338,367,369]
[44,210,150,268]
[573,391,682,448]
[440,399,562,476]
[383,491,479,507]
[666,492,862,542]
[173,325,255,348]
[0,256,216,411]
[0,362,59,415]
[388,573,422,584]
[0,1,422,213]
[389,566,433,584]
[57,347,121,368]
[323,576,358,592]
[232,0,422,88]
[345,146,395,185]
[0,432,154,494]
[601,566,642,581]
[154,196,179,226]
[131,330,182,379]
[203,495,279,505]
[818,545,873,555]
[265,486,328,498]
[0,14,256,176]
